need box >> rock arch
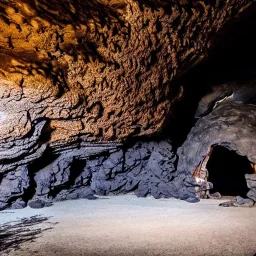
[177,101,256,203]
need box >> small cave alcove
[206,146,254,198]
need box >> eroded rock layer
[0,0,255,208]
[0,0,253,144]
[0,140,197,210]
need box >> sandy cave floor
[0,195,256,256]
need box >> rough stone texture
[235,196,254,207]
[0,1,255,208]
[246,174,256,202]
[0,167,29,210]
[0,0,253,146]
[0,143,119,209]
[177,101,256,201]
[195,81,256,118]
[178,102,256,175]
[0,121,48,173]
[0,140,196,210]
[219,196,255,207]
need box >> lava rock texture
[0,0,252,143]
[178,101,256,203]
[246,174,256,202]
[0,140,196,210]
[0,0,255,208]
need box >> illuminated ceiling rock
[0,0,253,146]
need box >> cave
[207,146,254,198]
[0,1,255,208]
[0,1,256,255]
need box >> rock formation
[0,0,255,209]
[0,0,253,143]
[178,101,256,205]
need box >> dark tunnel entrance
[206,146,254,198]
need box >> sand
[1,195,256,256]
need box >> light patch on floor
[1,195,256,256]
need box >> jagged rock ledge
[0,1,255,210]
[0,139,198,211]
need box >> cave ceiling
[0,0,254,147]
[0,0,256,211]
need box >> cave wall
[0,140,197,210]
[2,98,256,210]
[0,0,252,145]
[0,0,256,209]
[178,102,256,174]
[177,101,256,202]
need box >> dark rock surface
[219,196,255,208]
[178,101,256,203]
[235,196,254,207]
[0,140,195,210]
[195,81,256,118]
[1,94,255,209]
[246,174,256,202]
[178,102,256,175]
[0,0,253,145]
[0,1,255,209]
[28,199,53,209]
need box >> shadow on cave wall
[165,3,256,150]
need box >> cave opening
[206,146,254,198]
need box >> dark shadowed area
[207,146,254,197]
[0,215,54,255]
